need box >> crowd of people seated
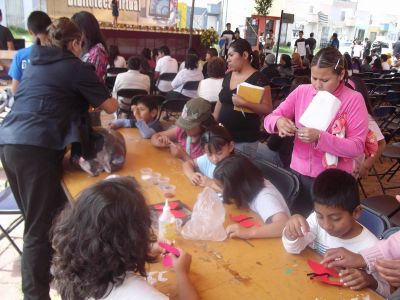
[2,11,400,300]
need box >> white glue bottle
[158,200,176,242]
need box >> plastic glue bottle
[158,199,176,242]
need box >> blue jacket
[0,45,110,150]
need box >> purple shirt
[264,83,368,177]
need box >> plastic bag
[181,187,227,241]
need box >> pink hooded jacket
[264,83,368,177]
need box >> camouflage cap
[175,97,212,130]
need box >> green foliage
[9,26,32,42]
[200,28,219,47]
[254,0,273,16]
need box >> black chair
[107,67,128,75]
[362,195,400,220]
[270,77,292,87]
[358,205,391,239]
[390,211,400,227]
[105,67,128,91]
[156,72,177,94]
[373,84,392,95]
[0,186,23,255]
[131,94,166,107]
[377,143,400,190]
[253,158,300,209]
[116,89,148,118]
[158,98,188,121]
[181,80,200,92]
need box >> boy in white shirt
[282,169,390,297]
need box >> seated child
[151,97,217,161]
[183,124,234,190]
[213,154,290,239]
[51,176,198,300]
[110,96,163,139]
[282,169,390,297]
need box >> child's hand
[276,117,296,137]
[321,247,366,269]
[149,241,163,258]
[375,259,400,287]
[169,143,186,159]
[131,105,141,121]
[198,176,213,188]
[190,172,203,185]
[339,268,377,290]
[226,223,253,239]
[284,214,309,241]
[171,249,192,275]
[157,134,171,146]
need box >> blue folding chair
[381,227,400,239]
[0,186,23,255]
[358,205,391,239]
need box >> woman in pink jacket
[264,47,368,216]
[321,196,400,299]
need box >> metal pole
[275,10,283,64]
[189,0,195,48]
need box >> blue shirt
[8,46,32,81]
[196,154,216,178]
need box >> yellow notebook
[234,82,264,114]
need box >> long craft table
[62,128,382,300]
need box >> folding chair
[105,67,128,91]
[376,143,400,191]
[390,211,400,227]
[156,73,177,94]
[0,186,24,255]
[158,98,188,121]
[361,195,400,219]
[116,89,148,118]
[253,158,300,209]
[381,226,400,239]
[181,80,200,92]
[358,205,391,238]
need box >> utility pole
[189,0,196,48]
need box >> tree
[254,0,273,16]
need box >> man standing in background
[293,30,308,59]
[221,23,235,59]
[306,32,316,56]
[363,37,371,58]
[0,9,14,50]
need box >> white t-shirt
[382,61,390,71]
[114,56,127,68]
[282,211,378,256]
[197,78,223,103]
[155,55,178,92]
[353,44,363,58]
[99,273,168,300]
[112,70,150,98]
[249,180,291,223]
[171,68,203,98]
[282,212,391,297]
[294,39,307,57]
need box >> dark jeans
[291,169,315,217]
[0,145,68,300]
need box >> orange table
[62,128,382,300]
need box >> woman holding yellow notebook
[213,39,272,158]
